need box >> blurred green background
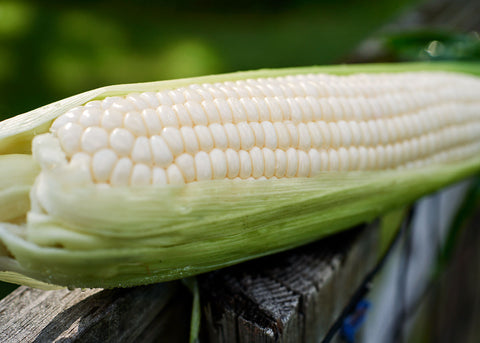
[0,0,479,300]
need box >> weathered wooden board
[0,282,191,342]
[198,223,380,343]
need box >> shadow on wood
[0,282,191,343]
[198,223,380,343]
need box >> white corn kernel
[50,107,81,131]
[79,108,102,127]
[338,147,349,171]
[185,102,208,126]
[156,91,173,106]
[57,122,83,156]
[110,128,134,156]
[250,122,265,148]
[229,98,247,123]
[224,123,241,150]
[152,167,167,185]
[101,109,124,131]
[131,164,151,186]
[158,106,179,128]
[166,164,185,184]
[176,153,196,182]
[262,121,277,150]
[320,150,329,171]
[210,149,228,179]
[162,127,184,156]
[237,122,255,150]
[225,148,240,179]
[297,150,310,177]
[266,97,284,121]
[181,127,200,154]
[111,157,133,186]
[348,146,360,170]
[132,137,152,164]
[250,147,264,178]
[274,122,290,149]
[307,122,322,148]
[252,97,271,121]
[194,125,214,152]
[286,148,298,177]
[214,99,234,123]
[328,123,341,148]
[202,101,221,123]
[263,148,276,178]
[337,121,352,147]
[126,94,149,110]
[81,127,108,153]
[167,90,185,104]
[286,122,299,148]
[140,92,160,108]
[242,98,259,122]
[274,149,287,177]
[173,104,193,127]
[287,98,303,123]
[195,151,212,181]
[150,135,173,167]
[69,152,93,183]
[111,98,135,112]
[208,123,228,150]
[297,123,311,150]
[308,149,321,176]
[238,150,252,179]
[142,109,163,136]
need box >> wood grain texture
[198,223,380,343]
[0,282,191,343]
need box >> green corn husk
[0,62,479,289]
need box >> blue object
[341,299,371,343]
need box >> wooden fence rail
[0,281,191,342]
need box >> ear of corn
[0,62,480,289]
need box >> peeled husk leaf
[0,62,479,289]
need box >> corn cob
[0,62,480,289]
[40,71,480,186]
